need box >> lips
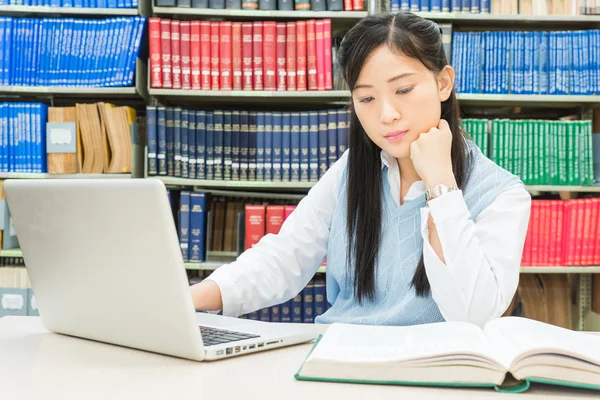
[384,130,407,141]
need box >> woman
[190,12,532,327]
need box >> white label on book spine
[50,128,73,145]
[157,154,165,159]
[2,294,23,310]
[147,153,157,158]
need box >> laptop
[3,178,318,361]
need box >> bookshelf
[0,173,132,180]
[415,11,600,28]
[0,5,140,17]
[152,7,369,21]
[456,94,600,107]
[147,89,352,105]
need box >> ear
[436,65,455,102]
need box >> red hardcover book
[554,201,564,266]
[190,21,201,90]
[575,200,585,265]
[352,0,364,10]
[560,201,571,265]
[582,199,593,265]
[323,19,332,90]
[220,21,233,91]
[593,199,600,265]
[200,21,211,90]
[521,209,533,266]
[180,21,191,90]
[253,22,264,90]
[232,22,243,91]
[284,205,296,220]
[276,22,287,91]
[544,201,553,266]
[538,201,547,266]
[286,22,297,91]
[344,0,352,10]
[549,201,558,265]
[567,200,579,266]
[170,20,182,90]
[306,20,318,90]
[262,21,277,91]
[296,21,307,91]
[160,19,173,89]
[245,205,266,250]
[531,201,539,266]
[266,205,285,235]
[315,20,326,91]
[149,18,162,88]
[242,23,254,91]
[210,22,221,90]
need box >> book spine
[327,110,337,167]
[280,300,292,322]
[352,0,362,10]
[286,22,297,91]
[264,112,273,181]
[292,293,303,323]
[263,21,277,91]
[171,20,182,90]
[337,109,348,156]
[309,111,319,182]
[173,108,182,177]
[291,112,301,182]
[302,282,314,323]
[232,22,243,91]
[242,23,253,90]
[190,21,201,90]
[210,22,220,90]
[231,111,241,180]
[188,112,197,179]
[149,18,162,88]
[296,21,307,91]
[272,112,282,181]
[205,112,214,179]
[213,111,224,180]
[189,192,207,262]
[266,205,285,234]
[315,20,325,91]
[181,110,189,178]
[147,106,158,176]
[179,191,191,262]
[256,112,265,181]
[248,112,258,181]
[245,205,265,249]
[220,21,233,91]
[160,19,172,88]
[200,21,211,90]
[196,111,206,180]
[158,107,168,176]
[252,22,264,90]
[306,20,318,90]
[276,22,287,91]
[270,305,280,322]
[282,112,291,181]
[223,112,232,180]
[300,112,309,182]
[180,21,192,91]
[240,111,249,180]
[318,111,328,178]
[323,19,332,90]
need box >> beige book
[47,107,77,174]
[98,104,135,173]
[520,0,533,14]
[76,103,104,174]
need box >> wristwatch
[426,184,459,202]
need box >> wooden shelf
[0,5,139,16]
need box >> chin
[380,142,411,160]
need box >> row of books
[0,103,48,173]
[156,0,363,11]
[0,0,138,7]
[464,118,597,186]
[190,271,329,323]
[0,267,37,317]
[453,29,600,95]
[148,18,334,91]
[390,0,600,14]
[146,106,349,182]
[523,198,600,266]
[0,17,145,87]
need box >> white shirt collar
[379,150,426,204]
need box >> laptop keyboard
[199,325,261,347]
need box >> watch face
[434,184,448,197]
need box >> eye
[396,86,413,95]
[357,96,374,103]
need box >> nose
[379,96,401,125]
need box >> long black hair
[338,12,471,303]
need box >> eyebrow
[352,73,417,91]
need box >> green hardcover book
[295,317,600,393]
[561,122,568,185]
[499,120,506,170]
[514,120,521,178]
[528,120,534,184]
[541,120,548,185]
[491,120,499,165]
[584,121,595,185]
[483,119,490,157]
[506,120,513,174]
[566,122,574,186]
[550,121,558,185]
[535,120,542,185]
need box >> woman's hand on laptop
[190,280,224,311]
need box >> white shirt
[207,150,532,327]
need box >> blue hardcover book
[173,107,182,177]
[308,111,319,182]
[157,107,167,176]
[548,32,557,95]
[580,31,589,95]
[302,281,314,323]
[400,0,409,11]
[272,112,282,181]
[313,278,326,318]
[470,0,479,12]
[264,112,273,181]
[290,112,300,182]
[231,111,240,180]
[442,0,450,12]
[431,0,441,12]
[524,32,534,95]
[196,111,206,180]
[256,112,265,181]
[292,293,303,323]
[409,0,418,12]
[188,112,197,179]
[0,103,5,171]
[248,112,257,181]
[213,111,224,180]
[270,305,280,323]
[26,103,33,172]
[336,109,348,157]
[248,310,260,321]
[299,112,309,182]
[0,19,5,85]
[239,111,249,181]
[189,192,207,262]
[206,111,214,180]
[125,17,145,87]
[280,300,292,323]
[223,111,232,180]
[481,0,489,12]
[281,112,291,182]
[164,107,175,176]
[592,31,598,94]
[539,31,549,95]
[41,104,49,173]
[318,111,328,179]
[462,0,470,12]
[327,110,337,167]
[179,191,191,262]
[390,0,400,12]
[259,308,270,322]
[420,0,429,11]
[181,110,190,178]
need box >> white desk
[1,316,598,400]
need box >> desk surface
[1,316,599,400]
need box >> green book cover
[584,121,595,185]
[483,120,490,157]
[550,121,558,185]
[560,122,567,185]
[492,120,500,165]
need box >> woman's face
[351,45,454,160]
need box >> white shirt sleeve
[420,185,532,327]
[206,151,349,317]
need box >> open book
[295,317,600,393]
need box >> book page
[484,317,600,370]
[307,322,504,369]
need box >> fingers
[437,118,450,131]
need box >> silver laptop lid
[4,179,206,361]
